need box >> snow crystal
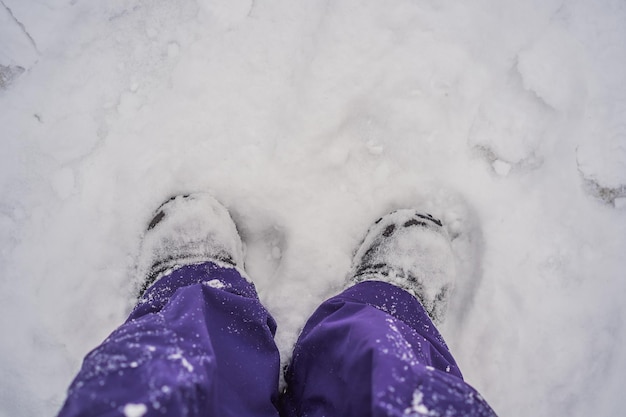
[204,279,225,289]
[168,352,194,373]
[406,391,430,415]
[123,403,147,417]
[180,357,193,373]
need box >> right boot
[350,209,456,324]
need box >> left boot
[136,193,245,296]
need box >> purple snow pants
[57,262,496,417]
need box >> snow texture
[0,0,625,416]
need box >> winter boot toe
[137,193,245,295]
[350,209,456,324]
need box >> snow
[0,0,625,416]
[406,390,430,416]
[168,352,194,373]
[204,279,226,289]
[123,403,147,417]
[492,160,512,177]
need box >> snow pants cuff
[57,264,497,417]
[57,262,281,417]
[281,280,497,417]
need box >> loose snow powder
[123,403,147,417]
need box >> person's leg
[281,210,496,417]
[59,263,280,417]
[57,194,281,417]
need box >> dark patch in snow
[0,65,24,90]
[580,177,626,206]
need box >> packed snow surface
[1,0,625,416]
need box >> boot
[136,193,244,295]
[350,209,456,324]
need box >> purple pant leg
[282,281,496,417]
[58,262,280,417]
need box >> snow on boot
[136,193,245,296]
[350,209,456,324]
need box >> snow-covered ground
[1,0,625,415]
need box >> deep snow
[1,0,625,416]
